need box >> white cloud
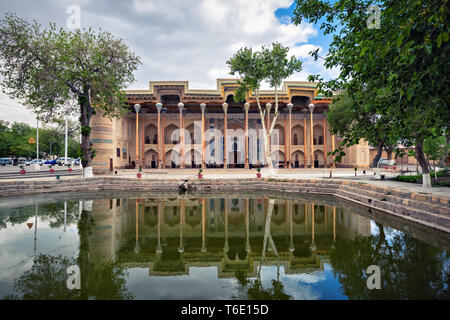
[0,0,336,122]
[0,92,37,126]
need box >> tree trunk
[80,96,94,178]
[255,90,273,170]
[266,85,281,172]
[415,140,431,187]
[386,149,392,160]
[372,140,384,167]
[264,132,273,170]
[262,199,277,261]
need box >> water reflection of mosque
[87,197,371,278]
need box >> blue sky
[275,1,335,51]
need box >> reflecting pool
[0,191,448,300]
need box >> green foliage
[330,225,449,299]
[395,174,421,183]
[233,271,293,300]
[394,170,450,187]
[80,126,91,136]
[424,135,450,162]
[227,47,266,99]
[0,120,80,158]
[227,42,302,103]
[261,42,302,89]
[292,0,450,177]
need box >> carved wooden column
[156,103,162,168]
[333,206,336,241]
[201,198,207,253]
[224,198,229,253]
[308,103,315,168]
[156,201,162,254]
[135,199,139,253]
[222,103,228,169]
[178,102,185,169]
[161,108,166,168]
[311,203,316,251]
[303,117,307,168]
[288,200,294,253]
[305,202,308,232]
[332,134,336,167]
[134,104,141,168]
[323,117,327,167]
[142,114,145,168]
[244,103,250,169]
[287,103,293,169]
[200,103,206,169]
[179,198,185,253]
[245,198,251,253]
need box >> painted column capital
[244,102,250,113]
[222,102,228,113]
[200,103,206,113]
[156,102,162,113]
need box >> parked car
[25,159,44,166]
[44,159,57,165]
[74,158,81,165]
[57,157,73,166]
[0,158,12,166]
[12,158,26,166]
[378,158,396,166]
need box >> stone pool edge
[0,177,449,234]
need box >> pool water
[0,192,448,300]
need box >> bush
[395,175,421,183]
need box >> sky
[0,0,337,125]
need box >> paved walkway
[1,168,449,199]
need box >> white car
[378,158,396,166]
[57,157,73,166]
[25,159,44,166]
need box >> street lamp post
[64,119,68,167]
[308,103,315,168]
[35,118,40,171]
[134,104,141,169]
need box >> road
[0,164,82,179]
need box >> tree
[292,0,450,187]
[0,14,141,177]
[327,91,398,169]
[424,134,450,178]
[227,43,302,169]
